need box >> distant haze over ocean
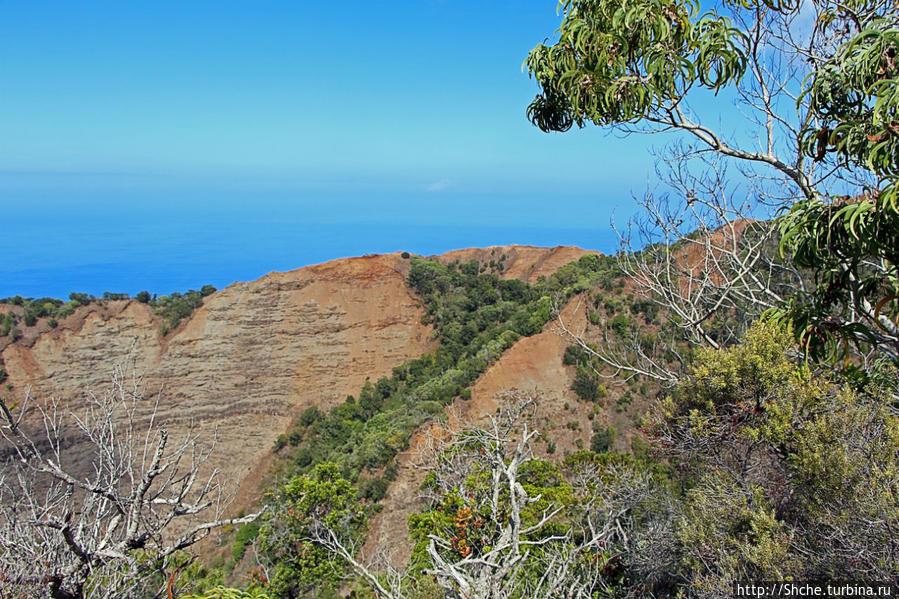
[1,187,622,298]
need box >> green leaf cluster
[525,0,746,130]
[650,322,899,584]
[152,285,216,334]
[257,463,365,598]
[773,2,899,365]
[803,8,899,190]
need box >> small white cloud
[426,179,451,192]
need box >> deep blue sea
[1,187,623,299]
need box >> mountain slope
[0,246,597,519]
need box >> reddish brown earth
[437,244,600,284]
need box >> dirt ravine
[363,249,599,566]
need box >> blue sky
[0,0,658,297]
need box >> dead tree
[553,153,808,385]
[307,393,662,599]
[0,366,260,599]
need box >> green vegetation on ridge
[0,285,216,336]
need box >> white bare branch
[0,366,261,599]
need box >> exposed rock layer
[1,246,596,520]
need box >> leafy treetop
[526,0,746,131]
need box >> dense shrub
[299,406,323,427]
[358,476,389,502]
[68,292,92,305]
[152,286,214,333]
[590,425,616,453]
[0,313,15,337]
[572,366,599,402]
[231,521,261,562]
[610,313,631,336]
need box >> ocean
[0,187,622,299]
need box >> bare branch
[0,366,257,599]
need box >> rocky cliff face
[0,246,597,521]
[1,253,433,509]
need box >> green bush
[572,366,599,402]
[562,345,590,366]
[299,406,323,427]
[359,476,389,502]
[287,430,302,446]
[68,292,91,306]
[231,521,261,562]
[258,463,365,595]
[234,521,259,545]
[1,312,19,334]
[630,435,652,462]
[610,313,631,336]
[591,425,616,453]
[151,286,214,333]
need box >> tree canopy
[527,0,899,369]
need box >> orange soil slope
[437,245,600,283]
